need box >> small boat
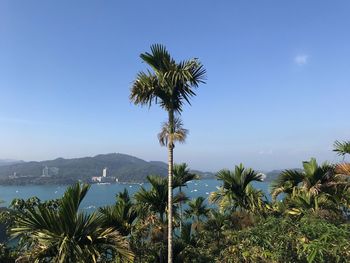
[84,205,96,210]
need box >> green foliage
[220,215,350,263]
[130,44,206,114]
[173,163,199,188]
[271,158,347,200]
[2,156,350,262]
[10,197,61,212]
[134,175,186,222]
[99,189,138,236]
[0,243,16,263]
[210,164,265,212]
[334,140,350,157]
[185,197,209,223]
[11,183,134,262]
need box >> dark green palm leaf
[333,140,350,156]
[11,183,134,262]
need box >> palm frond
[173,163,198,188]
[11,183,134,262]
[333,140,350,156]
[184,197,209,221]
[270,169,304,199]
[158,117,188,147]
[131,44,206,113]
[212,164,263,212]
[335,163,350,175]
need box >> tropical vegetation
[130,44,206,262]
[0,146,349,263]
[0,43,348,262]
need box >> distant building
[92,176,102,182]
[9,172,17,179]
[102,167,107,177]
[42,166,49,177]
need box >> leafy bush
[220,215,350,263]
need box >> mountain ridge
[0,153,294,185]
[0,153,214,185]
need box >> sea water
[0,179,271,210]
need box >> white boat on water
[84,205,96,210]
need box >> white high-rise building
[102,168,107,177]
[42,166,49,177]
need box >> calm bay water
[0,179,271,210]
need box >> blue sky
[0,0,349,171]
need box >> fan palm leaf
[11,183,134,262]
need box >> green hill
[0,153,169,185]
[0,153,214,185]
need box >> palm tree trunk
[179,186,182,234]
[167,143,174,263]
[167,110,174,263]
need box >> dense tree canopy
[0,150,349,263]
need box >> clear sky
[0,0,349,171]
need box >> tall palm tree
[173,163,198,233]
[270,158,343,200]
[158,119,189,234]
[209,164,264,212]
[11,183,134,262]
[130,43,206,263]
